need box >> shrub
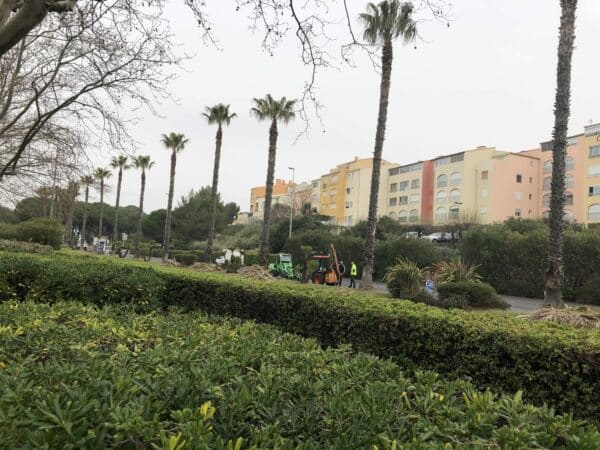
[15,218,63,249]
[1,252,600,420]
[1,302,598,448]
[374,237,442,279]
[575,276,600,305]
[383,258,427,298]
[0,222,17,240]
[432,257,482,284]
[437,281,509,309]
[170,250,199,266]
[0,239,53,254]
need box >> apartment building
[582,123,600,223]
[383,161,434,224]
[249,179,294,216]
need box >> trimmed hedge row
[1,251,600,421]
[2,301,598,448]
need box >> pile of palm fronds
[527,306,600,329]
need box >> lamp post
[288,166,295,238]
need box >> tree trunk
[162,149,177,261]
[112,167,123,244]
[81,184,89,249]
[206,124,222,262]
[545,0,578,308]
[64,198,75,246]
[259,118,278,266]
[135,169,146,258]
[98,179,104,237]
[0,0,47,58]
[361,39,393,286]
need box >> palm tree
[132,155,154,257]
[110,155,130,244]
[94,167,111,238]
[80,174,95,249]
[251,94,296,266]
[545,0,578,308]
[62,180,80,247]
[203,104,237,261]
[161,132,189,260]
[358,1,416,287]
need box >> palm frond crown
[94,167,111,180]
[359,0,417,45]
[110,155,130,170]
[81,175,95,186]
[161,132,189,154]
[133,155,155,170]
[203,104,237,126]
[250,94,296,124]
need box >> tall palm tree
[161,132,189,260]
[203,103,237,261]
[62,180,80,247]
[110,155,130,244]
[251,94,296,266]
[359,1,416,287]
[80,174,95,249]
[132,155,154,257]
[94,167,111,238]
[545,0,578,308]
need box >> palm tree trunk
[81,185,89,249]
[259,118,278,266]
[362,39,393,286]
[135,169,146,258]
[545,0,578,308]
[64,200,75,247]
[112,168,123,244]
[162,149,177,261]
[98,180,104,237]
[206,124,223,262]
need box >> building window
[565,174,574,188]
[398,210,408,223]
[330,189,337,196]
[589,165,600,177]
[346,187,351,194]
[449,189,461,204]
[589,186,600,197]
[436,190,447,204]
[389,167,400,176]
[410,194,420,204]
[543,160,552,173]
[389,197,398,207]
[435,207,446,222]
[590,146,600,158]
[449,207,459,220]
[543,177,552,191]
[515,208,522,218]
[345,201,353,209]
[529,177,533,183]
[450,172,461,186]
[543,194,550,207]
[330,203,337,209]
[481,189,488,198]
[589,204,600,221]
[399,196,408,205]
[450,153,465,163]
[390,183,398,193]
[409,209,419,223]
[564,191,573,205]
[481,170,488,180]
[399,181,409,191]
[566,156,574,170]
[411,179,420,189]
[564,210,574,222]
[331,175,338,183]
[435,156,450,167]
[528,193,532,200]
[516,174,522,183]
[515,191,522,201]
[480,206,488,214]
[437,174,447,187]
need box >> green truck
[267,253,300,280]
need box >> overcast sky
[94,0,600,214]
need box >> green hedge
[1,252,600,421]
[461,224,600,301]
[437,281,509,309]
[2,302,598,448]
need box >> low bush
[0,239,54,254]
[437,280,509,310]
[1,252,600,420]
[432,257,482,284]
[0,301,598,448]
[384,258,427,298]
[0,222,17,240]
[575,276,600,305]
[374,237,442,279]
[15,217,63,249]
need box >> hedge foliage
[461,223,600,302]
[1,252,600,421]
[0,218,63,249]
[2,302,598,448]
[437,281,509,310]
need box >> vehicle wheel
[271,270,279,277]
[312,272,324,284]
[431,239,437,243]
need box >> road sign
[425,279,435,293]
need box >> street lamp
[288,166,295,238]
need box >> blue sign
[425,279,435,293]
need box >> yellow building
[583,123,600,223]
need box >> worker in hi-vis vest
[349,261,358,288]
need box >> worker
[349,261,357,288]
[337,260,346,286]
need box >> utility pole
[288,166,295,238]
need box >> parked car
[404,231,420,238]
[422,232,451,243]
